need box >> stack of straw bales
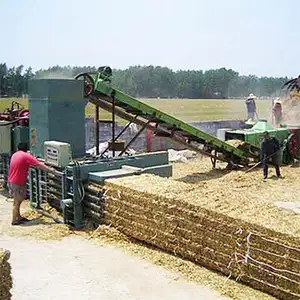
[88,174,300,300]
[0,249,12,300]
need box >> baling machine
[225,120,300,164]
[1,68,300,229]
[0,77,172,228]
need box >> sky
[1,0,299,77]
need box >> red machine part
[287,128,300,160]
[0,102,26,121]
[18,109,29,126]
[0,102,29,126]
[18,109,29,118]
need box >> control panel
[44,141,72,168]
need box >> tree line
[0,63,290,99]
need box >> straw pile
[90,168,300,300]
[0,200,71,241]
[226,139,246,148]
[289,91,300,100]
[0,249,12,300]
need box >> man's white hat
[248,93,256,99]
[274,97,282,104]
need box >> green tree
[0,62,294,99]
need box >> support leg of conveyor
[210,150,217,169]
[101,116,138,157]
[118,120,151,156]
[95,105,100,156]
[111,92,116,157]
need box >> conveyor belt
[75,69,250,166]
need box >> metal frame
[93,88,148,160]
[95,105,100,156]
[119,120,151,156]
[112,91,116,157]
[78,69,233,167]
[100,119,134,157]
[71,164,84,228]
[89,95,231,162]
[29,168,41,209]
[210,150,217,169]
[29,168,67,221]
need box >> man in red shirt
[8,142,57,225]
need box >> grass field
[1,98,272,123]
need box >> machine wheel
[18,109,30,126]
[98,66,112,82]
[210,149,217,168]
[74,73,95,97]
[287,133,300,160]
[18,109,29,119]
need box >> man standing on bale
[245,93,257,120]
[8,142,58,225]
[272,98,283,126]
[261,131,283,180]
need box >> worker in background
[261,131,283,179]
[8,142,58,225]
[245,93,257,121]
[272,98,283,126]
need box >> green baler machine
[226,121,289,148]
[225,120,298,164]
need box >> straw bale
[106,170,300,240]
[240,273,300,300]
[84,194,104,205]
[0,249,12,300]
[84,209,102,221]
[104,199,239,255]
[241,246,300,276]
[102,201,290,297]
[104,212,235,274]
[241,262,300,299]
[101,164,300,299]
[248,234,300,260]
[104,186,240,255]
[84,201,103,213]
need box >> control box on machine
[44,141,72,168]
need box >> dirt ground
[0,196,228,300]
[1,235,229,300]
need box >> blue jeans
[247,111,255,119]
